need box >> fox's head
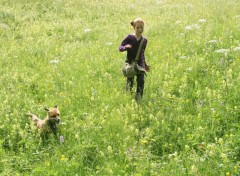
[45,105,60,123]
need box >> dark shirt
[119,34,147,68]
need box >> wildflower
[199,19,206,23]
[200,100,204,106]
[221,58,225,64]
[60,135,64,143]
[226,172,230,176]
[218,138,223,144]
[200,157,205,162]
[188,40,194,43]
[140,139,148,144]
[106,42,112,46]
[186,24,200,30]
[218,163,224,168]
[207,40,217,44]
[84,28,91,33]
[50,60,60,64]
[179,56,187,59]
[75,134,79,139]
[134,174,142,176]
[192,24,201,29]
[99,151,105,157]
[177,127,182,133]
[61,155,65,161]
[185,145,190,151]
[0,22,9,29]
[234,46,240,51]
[168,151,178,158]
[185,25,192,30]
[156,0,164,5]
[175,20,181,24]
[189,164,199,175]
[107,146,113,153]
[215,49,229,54]
[211,108,215,114]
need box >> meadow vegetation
[0,0,240,175]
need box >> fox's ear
[54,105,58,108]
[44,107,49,111]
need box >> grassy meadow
[0,0,240,175]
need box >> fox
[27,105,61,140]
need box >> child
[119,17,150,100]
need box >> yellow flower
[61,155,65,161]
[226,172,230,176]
[140,139,148,144]
[107,146,113,153]
[134,174,142,176]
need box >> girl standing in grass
[119,17,150,101]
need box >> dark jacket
[119,34,148,68]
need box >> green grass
[0,0,240,175]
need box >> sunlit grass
[0,0,240,175]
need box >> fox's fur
[27,106,61,138]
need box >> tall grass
[0,0,240,175]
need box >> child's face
[134,22,144,35]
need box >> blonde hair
[130,17,145,27]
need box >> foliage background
[0,0,240,175]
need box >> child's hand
[124,44,132,49]
[145,65,151,72]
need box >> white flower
[84,28,91,33]
[185,25,192,30]
[211,108,215,112]
[175,20,181,25]
[200,157,205,162]
[156,0,164,5]
[50,60,60,64]
[207,40,217,44]
[179,56,187,59]
[234,46,240,51]
[198,19,206,23]
[60,135,64,143]
[192,24,201,29]
[185,24,201,30]
[0,22,9,29]
[106,42,112,46]
[168,151,178,158]
[215,49,229,53]
[218,163,224,168]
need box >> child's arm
[143,39,150,71]
[119,35,132,52]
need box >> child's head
[131,18,145,35]
[130,17,145,28]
